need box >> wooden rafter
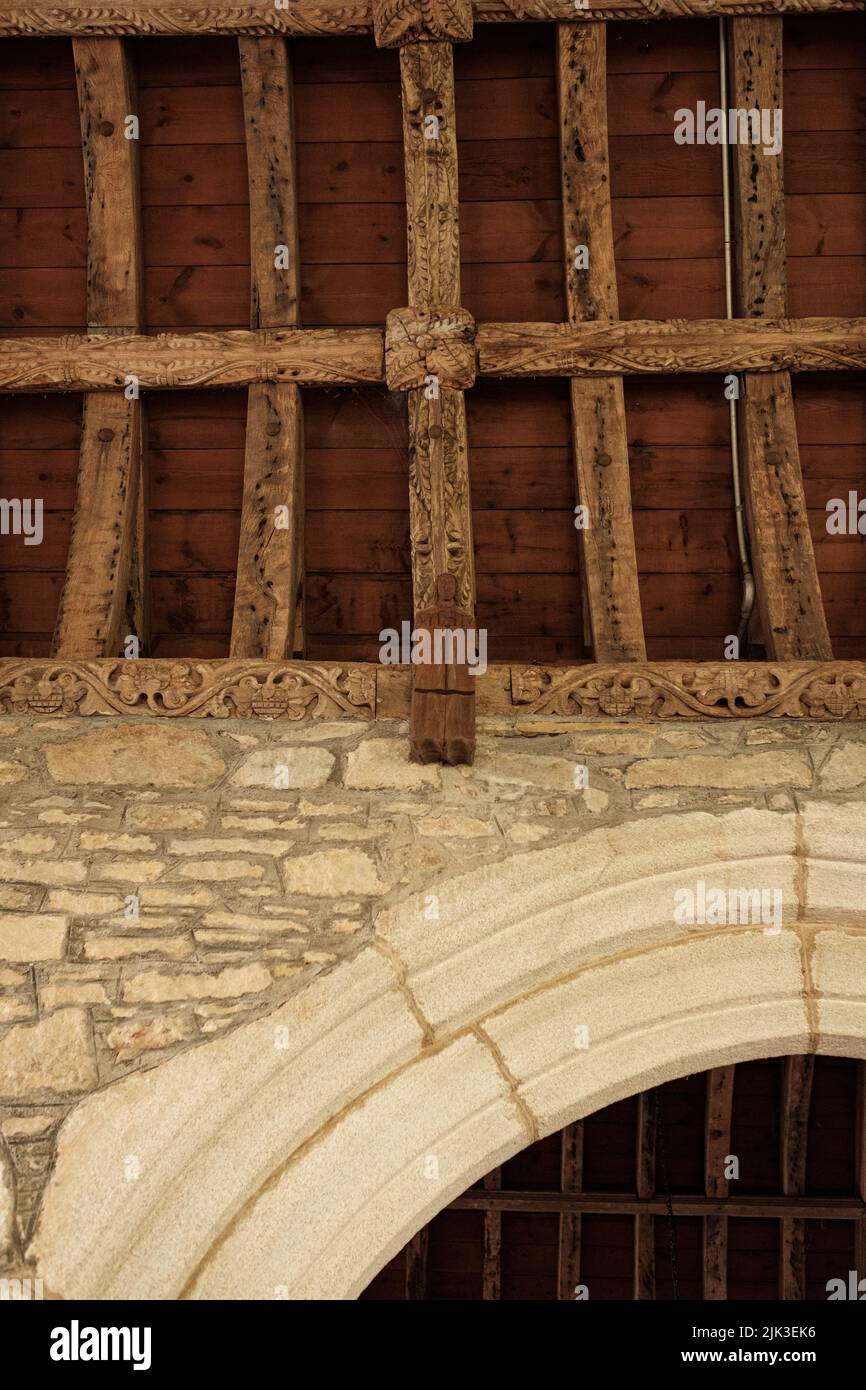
[557,1120,583,1301]
[396,36,477,765]
[405,1228,429,1299]
[780,1055,815,1299]
[703,1066,735,1299]
[634,1092,656,1299]
[230,37,305,662]
[52,38,145,661]
[452,1192,864,1221]
[731,18,832,662]
[0,0,858,38]
[482,1168,502,1300]
[557,23,644,663]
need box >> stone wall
[1,710,865,1269]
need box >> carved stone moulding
[509,662,866,720]
[0,659,376,721]
[385,306,476,391]
[373,0,474,46]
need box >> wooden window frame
[1,0,865,762]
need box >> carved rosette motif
[385,306,476,390]
[510,663,866,719]
[0,661,376,721]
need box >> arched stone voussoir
[376,808,798,1033]
[30,947,425,1301]
[481,928,812,1140]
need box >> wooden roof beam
[52,38,145,661]
[703,1065,735,1300]
[731,17,832,662]
[780,1055,815,1299]
[1,1,859,38]
[558,1121,583,1301]
[230,37,305,662]
[397,37,477,766]
[558,23,644,663]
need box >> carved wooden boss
[1,0,865,764]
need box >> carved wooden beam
[0,1,859,37]
[400,39,477,766]
[373,0,473,46]
[703,1066,735,1300]
[558,23,644,664]
[0,329,385,392]
[231,37,305,662]
[53,38,145,661]
[557,1121,583,1301]
[477,318,866,378]
[732,17,832,663]
[4,659,866,722]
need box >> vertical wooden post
[53,39,145,658]
[634,1091,656,1299]
[557,1120,583,1300]
[780,1055,814,1298]
[482,1167,502,1300]
[399,38,477,765]
[731,18,831,660]
[231,37,305,660]
[557,24,645,662]
[704,1065,735,1299]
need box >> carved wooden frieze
[373,0,473,46]
[0,660,376,720]
[510,663,866,720]
[385,306,476,391]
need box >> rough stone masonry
[0,710,864,1265]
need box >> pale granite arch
[30,803,866,1300]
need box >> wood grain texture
[404,1228,429,1300]
[558,23,643,662]
[634,1091,655,1299]
[400,37,476,765]
[0,328,385,390]
[557,1120,583,1302]
[51,393,142,658]
[477,317,866,377]
[230,383,304,660]
[233,37,305,661]
[732,17,832,663]
[482,1167,502,1301]
[373,0,473,46]
[239,36,300,331]
[401,41,460,309]
[73,37,140,330]
[703,1066,735,1299]
[780,1055,815,1300]
[0,1,859,36]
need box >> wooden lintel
[232,36,305,661]
[557,1120,583,1301]
[1,1,858,38]
[732,17,832,663]
[476,317,866,379]
[704,1066,735,1299]
[52,394,142,659]
[780,1055,815,1299]
[558,23,645,663]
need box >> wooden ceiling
[363,1054,866,1301]
[0,9,864,757]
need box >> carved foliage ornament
[373,0,473,46]
[385,306,476,391]
[0,660,375,720]
[510,662,866,719]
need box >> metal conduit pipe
[719,17,756,652]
